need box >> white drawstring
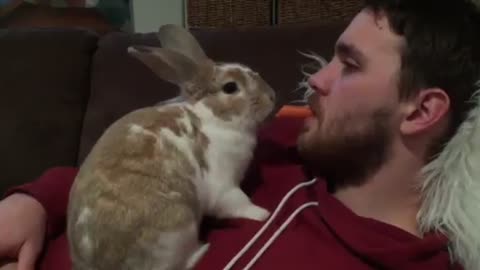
[243,201,319,270]
[223,178,318,270]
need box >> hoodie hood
[313,179,455,269]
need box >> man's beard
[297,99,394,191]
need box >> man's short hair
[364,0,480,159]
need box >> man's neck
[332,149,423,237]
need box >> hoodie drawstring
[223,178,319,270]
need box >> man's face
[297,9,404,186]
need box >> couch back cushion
[0,28,97,194]
[78,22,347,163]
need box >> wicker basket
[187,0,273,28]
[277,0,362,24]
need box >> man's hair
[364,0,480,159]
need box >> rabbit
[66,23,276,270]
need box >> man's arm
[3,167,78,240]
[0,107,307,242]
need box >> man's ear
[400,88,450,136]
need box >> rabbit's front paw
[239,204,270,221]
[214,188,270,222]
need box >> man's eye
[342,60,359,73]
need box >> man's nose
[308,69,331,96]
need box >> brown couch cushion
[0,28,98,194]
[78,22,348,163]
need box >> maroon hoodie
[5,116,460,270]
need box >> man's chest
[195,218,373,270]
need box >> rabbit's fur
[66,24,276,270]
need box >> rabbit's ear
[128,45,197,85]
[157,24,209,65]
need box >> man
[1,0,480,269]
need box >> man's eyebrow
[335,41,367,65]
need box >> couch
[0,21,347,195]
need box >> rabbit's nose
[268,90,276,103]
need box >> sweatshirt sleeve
[3,166,78,240]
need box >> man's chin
[296,131,310,153]
[296,126,393,190]
[298,116,318,139]
[296,135,318,167]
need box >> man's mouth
[307,93,320,118]
[305,116,317,128]
[299,93,320,133]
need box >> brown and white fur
[66,24,276,270]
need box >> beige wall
[130,0,185,33]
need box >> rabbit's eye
[222,82,238,94]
